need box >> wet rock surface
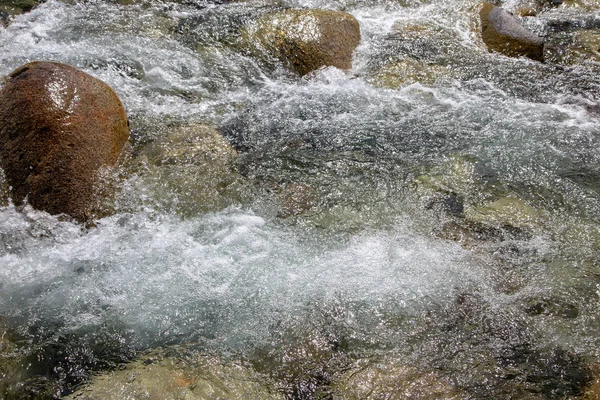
[124,123,247,216]
[0,62,129,222]
[1,0,600,399]
[243,9,361,76]
[332,358,464,399]
[0,0,41,26]
[369,57,450,88]
[480,2,545,61]
[64,346,283,400]
[544,29,600,64]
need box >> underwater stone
[502,0,544,16]
[64,346,284,400]
[244,9,361,76]
[135,123,246,216]
[0,0,41,26]
[331,358,464,399]
[480,2,545,61]
[369,57,449,88]
[465,196,543,229]
[0,61,130,221]
[276,181,318,218]
[545,29,600,64]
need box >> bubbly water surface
[2,0,600,397]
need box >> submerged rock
[243,9,360,76]
[0,0,41,26]
[0,62,129,222]
[545,29,600,64]
[369,57,449,88]
[276,181,319,218]
[332,359,463,399]
[465,196,544,229]
[64,346,283,400]
[0,169,9,208]
[133,123,246,216]
[480,2,545,61]
[502,0,545,17]
[584,361,600,399]
[0,318,60,400]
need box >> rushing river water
[2,0,600,398]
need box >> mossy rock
[369,58,449,88]
[64,346,283,400]
[242,9,360,76]
[131,123,248,216]
[414,155,479,195]
[465,196,545,229]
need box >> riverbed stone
[0,61,130,221]
[277,182,319,218]
[0,0,41,26]
[465,196,544,229]
[480,2,545,61]
[545,29,600,64]
[369,57,449,88]
[135,123,246,216]
[64,346,283,400]
[331,358,463,399]
[502,0,545,16]
[243,9,361,76]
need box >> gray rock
[480,2,545,61]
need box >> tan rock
[332,359,463,399]
[136,123,245,216]
[0,62,129,221]
[465,196,544,229]
[370,58,449,89]
[64,347,283,400]
[245,9,360,76]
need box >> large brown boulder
[480,2,544,62]
[0,61,129,221]
[245,9,361,76]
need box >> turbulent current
[1,0,600,398]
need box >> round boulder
[245,9,361,76]
[0,61,129,221]
[480,2,544,61]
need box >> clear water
[1,0,600,398]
